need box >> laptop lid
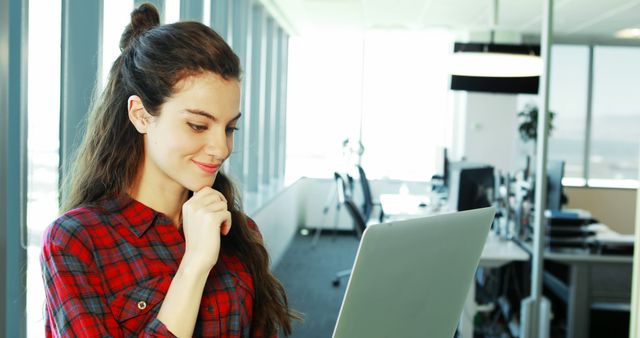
[332,206,496,338]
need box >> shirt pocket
[108,275,171,334]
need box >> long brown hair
[61,3,299,335]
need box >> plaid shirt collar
[99,193,160,238]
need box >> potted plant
[517,103,556,181]
[517,103,555,144]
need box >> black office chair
[332,197,367,287]
[313,172,352,246]
[354,164,384,223]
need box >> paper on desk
[590,224,635,245]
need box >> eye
[187,122,207,132]
[226,126,239,134]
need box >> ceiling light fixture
[614,28,640,39]
[449,0,543,78]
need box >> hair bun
[119,3,161,51]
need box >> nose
[204,128,230,160]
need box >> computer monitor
[448,163,495,211]
[546,160,565,211]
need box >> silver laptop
[332,206,496,338]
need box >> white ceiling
[261,0,640,43]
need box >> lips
[193,160,220,174]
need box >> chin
[186,176,217,192]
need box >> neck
[128,163,188,227]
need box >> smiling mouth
[193,160,220,174]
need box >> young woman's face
[143,72,241,192]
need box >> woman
[41,3,298,337]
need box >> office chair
[313,172,352,247]
[354,164,384,223]
[332,197,367,287]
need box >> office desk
[459,233,529,338]
[378,194,529,266]
[378,193,433,219]
[519,242,633,338]
[378,193,529,338]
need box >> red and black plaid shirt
[41,193,271,337]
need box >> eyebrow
[185,109,242,122]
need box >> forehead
[162,72,241,116]
[171,72,240,99]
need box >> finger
[210,189,227,204]
[220,211,232,236]
[194,187,227,204]
[196,193,225,208]
[203,200,228,213]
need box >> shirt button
[137,301,147,310]
[208,305,214,313]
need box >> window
[360,31,454,181]
[285,30,455,183]
[285,36,363,183]
[526,44,640,188]
[548,45,589,179]
[165,0,180,23]
[26,0,62,336]
[590,46,640,185]
[101,0,134,88]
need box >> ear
[128,95,150,133]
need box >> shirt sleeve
[40,214,176,338]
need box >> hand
[181,187,232,271]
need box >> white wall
[250,178,305,268]
[457,92,525,173]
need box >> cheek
[149,125,202,158]
[228,135,234,154]
[171,134,202,154]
